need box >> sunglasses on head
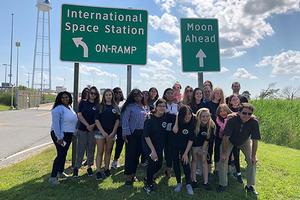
[241,111,252,116]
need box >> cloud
[148,42,180,58]
[233,68,258,79]
[221,67,229,73]
[256,50,300,75]
[79,64,117,79]
[291,76,300,81]
[55,77,65,81]
[149,13,180,37]
[175,0,299,57]
[154,0,176,13]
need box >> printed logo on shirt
[201,131,207,136]
[162,122,167,128]
[112,108,117,114]
[166,123,173,131]
[182,129,189,135]
[92,106,97,111]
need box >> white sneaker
[111,160,118,169]
[174,183,182,192]
[186,184,194,195]
[57,172,70,179]
[48,177,59,185]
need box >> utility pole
[15,41,20,109]
[9,13,14,85]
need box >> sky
[1,0,300,98]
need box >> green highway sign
[60,4,148,65]
[180,18,220,72]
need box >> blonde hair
[195,108,216,138]
[211,87,225,104]
[216,103,232,117]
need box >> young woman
[172,105,195,195]
[148,87,159,111]
[141,90,151,166]
[205,87,225,175]
[227,94,243,183]
[163,88,178,115]
[181,86,193,106]
[143,98,176,194]
[111,87,125,169]
[191,108,215,190]
[202,86,212,103]
[95,89,120,180]
[214,104,232,176]
[49,91,77,185]
[73,86,99,177]
[122,89,148,185]
[190,88,205,114]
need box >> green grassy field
[0,142,299,200]
[0,104,10,111]
[252,99,300,149]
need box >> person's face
[232,83,240,93]
[165,90,174,102]
[61,94,69,106]
[143,91,149,99]
[156,103,166,115]
[150,89,157,99]
[133,91,143,102]
[219,108,228,118]
[200,112,210,125]
[186,88,193,98]
[83,90,89,99]
[104,91,113,102]
[114,89,123,100]
[239,107,252,123]
[195,90,203,101]
[214,90,222,101]
[184,110,192,123]
[89,89,97,99]
[203,87,211,98]
[230,96,240,107]
[203,81,212,89]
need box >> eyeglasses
[115,91,122,94]
[90,92,97,96]
[241,112,252,116]
[157,105,166,108]
[186,89,193,92]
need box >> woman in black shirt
[95,89,120,180]
[190,87,205,114]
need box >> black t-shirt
[193,126,215,147]
[172,117,196,148]
[224,116,261,146]
[96,104,120,134]
[78,100,98,131]
[190,102,205,114]
[143,113,176,151]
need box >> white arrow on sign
[72,37,89,58]
[196,49,206,67]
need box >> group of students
[49,81,260,196]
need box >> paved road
[0,104,52,164]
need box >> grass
[0,142,299,200]
[0,104,10,111]
[252,99,300,149]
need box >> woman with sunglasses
[122,89,149,185]
[49,91,77,185]
[73,86,99,177]
[148,87,159,111]
[111,87,125,169]
[181,86,193,106]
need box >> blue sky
[1,0,300,98]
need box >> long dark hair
[121,89,143,113]
[162,88,173,101]
[178,105,194,128]
[52,91,72,109]
[89,86,100,105]
[81,87,90,100]
[148,87,159,101]
[190,88,203,107]
[113,87,124,102]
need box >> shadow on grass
[0,164,258,200]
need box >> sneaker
[57,172,70,179]
[203,183,212,191]
[87,168,93,177]
[144,184,154,194]
[96,171,104,180]
[245,185,259,195]
[186,184,194,195]
[104,169,111,177]
[191,181,199,188]
[73,168,79,177]
[216,185,226,192]
[82,160,88,166]
[132,176,139,182]
[111,160,118,169]
[174,183,182,192]
[237,175,244,184]
[48,177,59,185]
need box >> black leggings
[172,145,191,184]
[124,130,142,175]
[114,127,124,160]
[164,132,173,168]
[207,134,215,165]
[229,146,241,173]
[214,136,222,163]
[146,150,163,185]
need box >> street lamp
[2,64,8,83]
[15,41,20,109]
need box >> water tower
[32,0,52,91]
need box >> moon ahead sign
[180,18,220,72]
[60,4,148,65]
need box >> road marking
[4,142,52,161]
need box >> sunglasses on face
[90,92,97,96]
[187,90,193,92]
[115,91,122,94]
[241,111,252,116]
